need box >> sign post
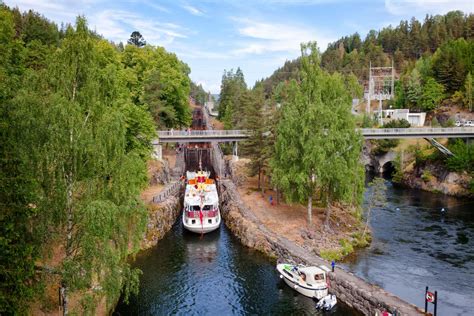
[424,286,438,316]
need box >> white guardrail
[158,130,250,137]
[360,127,474,135]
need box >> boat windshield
[314,273,325,281]
[203,205,212,211]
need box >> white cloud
[232,18,334,56]
[140,0,170,13]
[385,0,473,15]
[181,4,205,16]
[90,10,187,45]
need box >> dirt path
[232,160,365,257]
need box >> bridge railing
[158,130,250,137]
[360,127,474,135]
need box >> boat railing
[185,210,219,218]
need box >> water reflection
[115,220,357,315]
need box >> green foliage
[127,31,146,47]
[190,81,209,105]
[218,68,247,129]
[122,44,191,128]
[339,238,354,256]
[446,140,474,172]
[0,5,192,312]
[271,42,364,226]
[421,170,433,182]
[344,73,363,99]
[420,77,445,111]
[361,114,375,127]
[443,118,456,127]
[384,118,411,128]
[432,38,473,93]
[392,153,404,183]
[463,72,473,111]
[319,249,343,261]
[431,117,440,127]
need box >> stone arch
[381,161,396,178]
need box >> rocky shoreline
[363,140,473,198]
[218,179,423,315]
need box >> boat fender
[279,275,283,279]
[294,285,298,289]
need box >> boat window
[300,272,306,281]
[203,205,211,210]
[192,205,200,211]
[314,274,324,281]
[283,270,293,278]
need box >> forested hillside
[261,11,473,113]
[0,5,191,314]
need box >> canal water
[115,177,473,315]
[114,222,357,315]
[343,178,474,316]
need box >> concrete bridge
[156,127,474,143]
[156,130,249,143]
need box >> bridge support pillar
[232,141,239,162]
[152,144,163,161]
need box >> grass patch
[320,249,343,261]
[350,232,372,248]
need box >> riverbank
[365,139,473,198]
[218,178,423,315]
[230,158,370,261]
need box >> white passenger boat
[182,170,221,234]
[276,263,329,300]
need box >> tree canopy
[127,31,146,47]
[271,42,364,226]
[0,5,193,314]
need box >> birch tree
[271,42,364,227]
[12,17,148,314]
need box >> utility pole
[378,96,383,126]
[367,61,371,114]
[391,59,395,99]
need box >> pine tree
[127,31,146,47]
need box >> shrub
[442,118,456,127]
[446,140,474,172]
[421,170,433,182]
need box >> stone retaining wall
[141,193,182,250]
[218,180,423,316]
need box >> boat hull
[276,264,328,299]
[182,212,221,234]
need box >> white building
[375,109,426,127]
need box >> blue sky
[4,0,473,93]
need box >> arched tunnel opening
[382,161,396,179]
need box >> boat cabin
[297,266,327,285]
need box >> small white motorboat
[276,263,328,300]
[315,294,337,310]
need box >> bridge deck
[155,127,474,143]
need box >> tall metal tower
[366,60,395,114]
